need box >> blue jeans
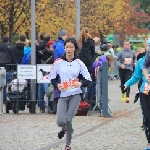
[3,71,13,104]
[37,83,49,109]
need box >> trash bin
[0,67,6,88]
[0,67,6,114]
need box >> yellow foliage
[0,0,149,42]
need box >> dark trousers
[85,72,96,100]
[119,68,133,97]
[140,93,150,143]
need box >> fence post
[101,62,113,118]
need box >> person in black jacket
[0,35,14,68]
[78,27,95,74]
[37,33,51,113]
[0,35,14,104]
[78,27,95,101]
[37,33,50,64]
[12,34,27,64]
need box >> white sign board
[37,64,53,83]
[17,65,36,79]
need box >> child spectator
[93,55,114,79]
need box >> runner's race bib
[143,83,150,95]
[62,78,78,90]
[124,58,132,64]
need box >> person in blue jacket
[52,29,67,60]
[124,46,150,149]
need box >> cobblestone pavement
[0,80,147,150]
[0,104,146,150]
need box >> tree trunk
[9,2,14,46]
[100,32,105,44]
[9,27,14,46]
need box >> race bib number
[62,78,78,90]
[124,58,132,64]
[143,83,150,95]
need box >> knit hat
[146,38,150,46]
[58,29,67,38]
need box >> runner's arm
[116,51,122,67]
[125,58,143,87]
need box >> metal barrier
[3,64,112,117]
[5,64,37,114]
[108,58,119,80]
[89,62,113,117]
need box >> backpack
[75,100,89,116]
[38,47,54,64]
[45,52,54,64]
[21,51,31,64]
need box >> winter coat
[52,38,65,60]
[125,56,146,93]
[92,55,108,73]
[78,38,95,73]
[0,42,14,69]
[36,40,48,64]
[12,41,26,64]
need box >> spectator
[12,34,27,64]
[36,32,46,64]
[37,33,50,64]
[93,37,101,60]
[22,40,31,64]
[47,40,55,51]
[45,40,55,64]
[70,35,76,39]
[108,43,115,58]
[78,27,95,74]
[93,37,101,53]
[37,33,51,113]
[52,29,67,60]
[0,35,14,104]
[78,27,95,100]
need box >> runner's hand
[146,76,150,84]
[110,66,114,70]
[124,85,127,91]
[57,84,64,91]
[121,64,125,69]
[74,81,82,88]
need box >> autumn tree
[132,0,150,14]
[80,0,150,43]
[132,0,150,31]
[36,0,76,39]
[0,0,149,45]
[0,0,30,44]
[0,0,76,43]
[80,0,125,42]
[116,0,150,42]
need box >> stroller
[5,72,28,114]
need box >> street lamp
[30,0,36,113]
[75,0,80,39]
[67,0,80,38]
